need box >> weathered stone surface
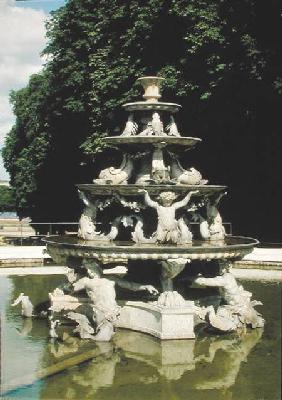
[117,300,195,339]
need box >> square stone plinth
[117,301,195,340]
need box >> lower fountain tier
[77,184,226,197]
[45,235,258,264]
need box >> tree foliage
[0,186,16,212]
[2,0,281,240]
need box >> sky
[0,0,66,181]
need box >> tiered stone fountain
[45,77,264,341]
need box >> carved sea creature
[178,217,193,244]
[206,192,227,240]
[12,293,34,317]
[121,113,138,136]
[191,212,211,240]
[78,214,102,240]
[94,154,133,185]
[67,312,96,339]
[131,219,155,244]
[78,191,103,240]
[193,263,264,332]
[166,116,180,137]
[135,159,152,184]
[170,158,207,185]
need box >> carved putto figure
[139,112,165,136]
[12,293,34,317]
[82,258,158,296]
[72,276,120,341]
[67,262,158,340]
[151,112,164,136]
[140,189,198,244]
[94,154,133,185]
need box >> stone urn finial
[137,76,165,102]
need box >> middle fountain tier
[45,76,262,342]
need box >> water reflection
[16,317,33,336]
[193,329,263,390]
[114,331,196,381]
[36,328,263,399]
[1,276,281,400]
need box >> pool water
[0,275,281,400]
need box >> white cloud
[0,0,47,180]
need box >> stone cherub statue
[193,262,264,332]
[82,259,159,296]
[139,112,165,136]
[69,276,120,341]
[140,189,198,244]
[49,258,159,341]
[69,262,158,341]
[93,154,133,185]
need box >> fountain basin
[122,101,181,112]
[45,235,259,264]
[103,136,201,151]
[77,183,227,197]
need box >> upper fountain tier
[123,76,181,113]
[103,76,201,150]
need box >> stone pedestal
[117,300,195,339]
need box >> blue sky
[0,0,66,180]
[16,0,66,14]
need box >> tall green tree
[0,186,16,212]
[2,0,281,240]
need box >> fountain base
[117,300,195,340]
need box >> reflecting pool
[0,274,281,400]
